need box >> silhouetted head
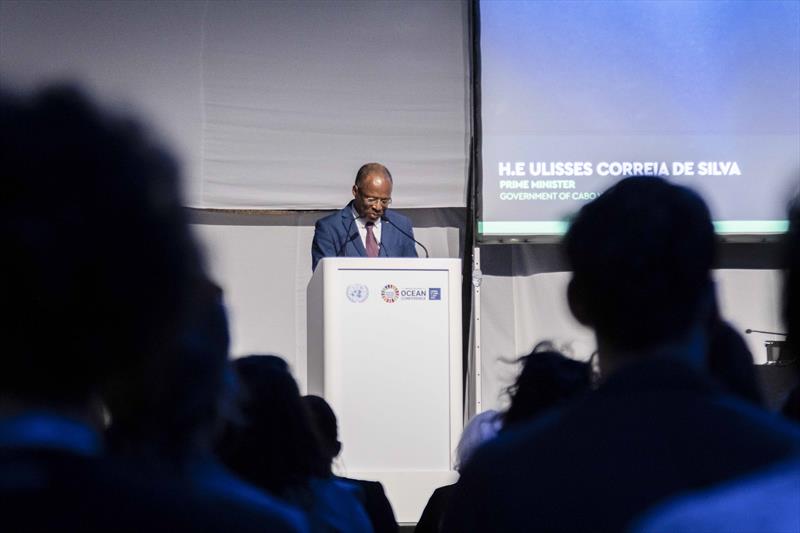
[352,163,392,222]
[784,195,800,355]
[564,176,716,357]
[1,85,202,410]
[502,348,591,429]
[781,195,800,422]
[216,355,330,498]
[302,395,341,463]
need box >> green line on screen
[713,220,788,233]
[479,221,569,235]
[479,220,789,236]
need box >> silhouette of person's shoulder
[444,359,800,532]
[0,448,303,533]
[415,483,455,533]
[189,457,308,531]
[338,476,398,533]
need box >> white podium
[307,257,462,524]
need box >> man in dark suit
[311,162,418,271]
[442,177,800,533]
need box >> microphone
[336,215,358,257]
[745,329,787,336]
[382,214,429,258]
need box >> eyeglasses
[363,196,392,207]
[357,188,392,207]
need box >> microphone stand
[336,215,358,257]
[745,329,787,336]
[382,214,429,258]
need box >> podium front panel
[307,257,462,523]
[330,266,451,471]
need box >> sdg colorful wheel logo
[381,284,399,303]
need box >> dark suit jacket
[415,484,454,533]
[442,357,800,533]
[339,476,399,533]
[312,201,418,271]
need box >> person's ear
[567,278,593,327]
[334,440,342,457]
[352,184,359,200]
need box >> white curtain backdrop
[0,0,469,208]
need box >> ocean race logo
[399,287,427,301]
[381,284,442,302]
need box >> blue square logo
[429,288,441,300]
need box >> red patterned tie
[366,222,379,257]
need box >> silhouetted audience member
[502,346,592,430]
[303,395,398,533]
[417,347,588,533]
[218,355,373,533]
[782,222,800,421]
[106,279,307,530]
[0,85,302,532]
[415,410,502,533]
[442,176,800,533]
[706,318,763,406]
[635,194,800,533]
[782,386,800,423]
[453,410,503,471]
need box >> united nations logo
[381,284,399,303]
[346,284,369,303]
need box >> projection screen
[478,0,800,240]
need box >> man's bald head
[355,162,392,187]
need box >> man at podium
[311,163,418,271]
